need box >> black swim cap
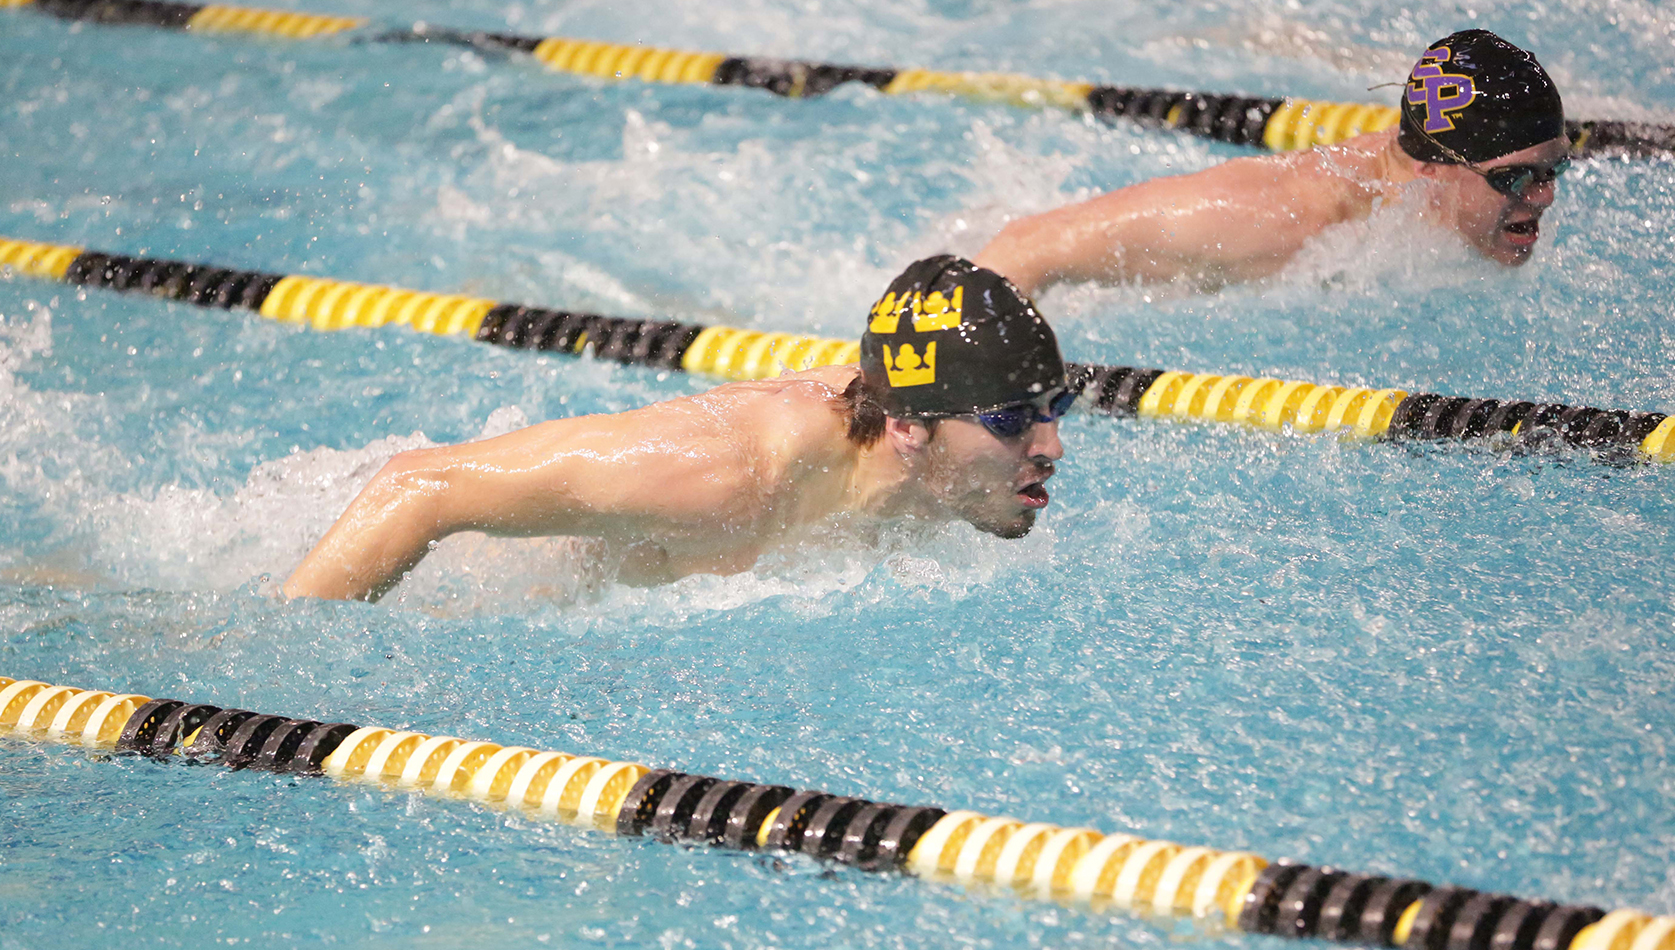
[860,256,1065,418]
[1398,29,1565,164]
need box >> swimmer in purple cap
[975,29,1570,295]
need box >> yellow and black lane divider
[13,0,1674,157]
[5,234,1674,463]
[5,673,1675,950]
[1073,364,1675,462]
[0,235,858,380]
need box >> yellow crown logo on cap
[870,286,965,335]
[869,292,902,334]
[912,285,962,332]
[883,342,936,387]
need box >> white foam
[1271,185,1518,294]
[555,514,1063,627]
[0,300,140,582]
[421,84,1177,339]
[84,405,537,595]
[90,430,438,593]
[1142,13,1416,83]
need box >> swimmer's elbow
[975,219,1050,295]
[358,449,458,539]
[280,448,462,605]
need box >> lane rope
[4,673,1673,950]
[2,234,1668,464]
[13,0,1673,157]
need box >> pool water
[3,0,1675,947]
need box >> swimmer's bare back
[282,365,866,602]
[974,130,1397,296]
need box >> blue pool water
[3,1,1675,947]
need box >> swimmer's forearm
[280,420,728,602]
[282,460,452,602]
[976,202,1167,293]
[281,529,432,602]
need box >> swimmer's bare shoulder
[1267,130,1389,223]
[1125,133,1387,279]
[484,367,861,580]
[704,364,858,453]
[679,365,860,493]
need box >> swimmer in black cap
[284,257,1068,602]
[975,29,1570,294]
[857,255,1071,537]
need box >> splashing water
[2,0,1675,947]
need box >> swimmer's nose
[1030,419,1064,464]
[1521,177,1558,211]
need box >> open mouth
[1503,219,1540,245]
[1017,482,1050,509]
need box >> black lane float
[2,673,1670,950]
[13,0,1674,157]
[3,235,1672,463]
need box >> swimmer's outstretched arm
[973,153,1346,296]
[281,405,755,602]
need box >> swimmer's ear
[1411,161,1449,181]
[884,415,933,455]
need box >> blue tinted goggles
[969,388,1078,438]
[1478,155,1570,198]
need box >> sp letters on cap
[1407,45,1478,133]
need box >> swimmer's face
[1425,136,1570,266]
[919,416,1063,539]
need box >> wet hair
[839,374,888,446]
[837,375,943,447]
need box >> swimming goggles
[909,387,1077,438]
[1472,156,1571,198]
[971,388,1078,439]
[1411,122,1572,198]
